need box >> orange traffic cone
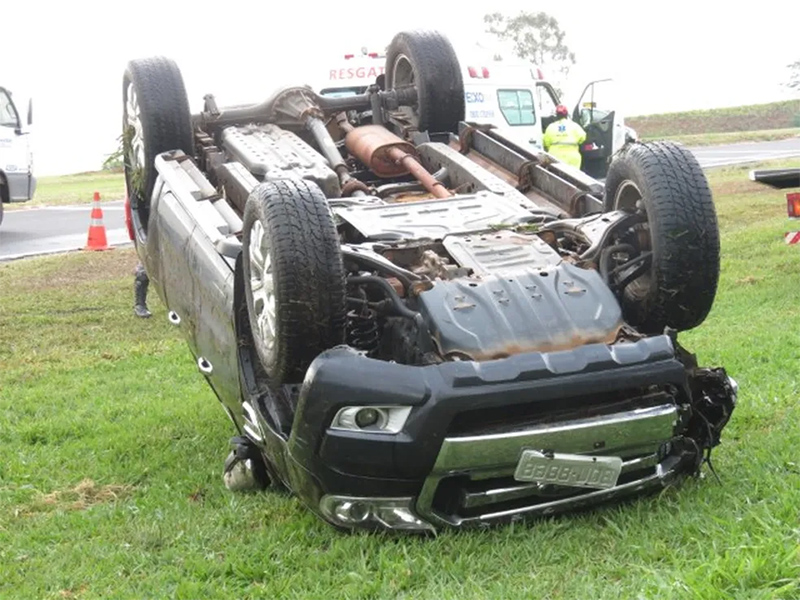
[84,191,110,251]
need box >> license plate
[514,450,623,490]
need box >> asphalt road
[1,138,799,262]
[686,137,800,169]
[0,200,130,261]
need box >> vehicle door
[464,83,498,126]
[147,176,243,418]
[0,87,34,200]
[572,79,625,179]
[535,81,562,138]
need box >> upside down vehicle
[121,29,736,532]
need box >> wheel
[122,57,193,236]
[0,179,7,226]
[242,179,346,386]
[385,30,465,134]
[603,141,720,333]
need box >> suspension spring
[347,308,379,355]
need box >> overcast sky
[3,0,799,175]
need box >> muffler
[345,125,451,198]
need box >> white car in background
[0,86,35,225]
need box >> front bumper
[263,335,733,531]
[5,171,35,202]
[416,403,682,527]
[313,407,690,532]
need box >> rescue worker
[543,105,587,170]
[125,192,151,318]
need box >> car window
[575,80,617,127]
[497,89,535,126]
[579,106,613,127]
[0,90,19,128]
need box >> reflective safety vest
[543,118,587,169]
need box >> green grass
[1,163,800,599]
[628,99,800,139]
[6,170,125,210]
[648,127,800,147]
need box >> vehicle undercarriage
[122,30,737,532]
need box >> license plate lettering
[514,450,623,489]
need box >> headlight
[319,495,434,532]
[331,406,412,434]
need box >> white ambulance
[318,49,387,98]
[315,50,628,178]
[0,85,35,225]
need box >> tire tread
[123,57,193,231]
[604,141,720,332]
[242,179,346,385]
[385,30,465,133]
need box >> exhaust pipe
[345,125,451,199]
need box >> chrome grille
[416,404,680,526]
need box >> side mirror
[27,99,33,126]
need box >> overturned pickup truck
[122,30,736,532]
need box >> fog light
[331,406,412,434]
[355,407,382,429]
[319,495,435,532]
[333,499,370,524]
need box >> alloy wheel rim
[248,220,277,357]
[614,179,653,298]
[124,82,146,194]
[391,54,419,129]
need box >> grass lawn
[5,171,125,210]
[627,99,800,138]
[1,162,799,599]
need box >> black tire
[385,30,465,134]
[603,141,720,333]
[242,179,346,386]
[122,57,193,236]
[0,177,8,226]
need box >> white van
[313,51,627,178]
[460,60,551,150]
[318,50,386,98]
[458,60,633,178]
[0,86,35,225]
